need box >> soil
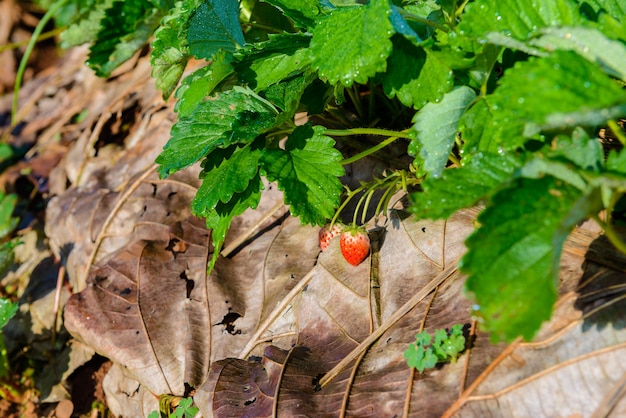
[0,356,111,418]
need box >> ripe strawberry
[319,223,344,251]
[339,227,370,266]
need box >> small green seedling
[148,396,199,418]
[404,324,466,373]
[171,397,198,418]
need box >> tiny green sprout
[148,396,198,418]
[404,324,466,373]
[172,397,198,418]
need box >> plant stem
[448,152,461,168]
[399,9,450,32]
[326,127,413,139]
[340,135,400,165]
[241,22,285,34]
[12,0,68,125]
[347,85,365,122]
[0,27,64,53]
[330,185,365,227]
[456,0,472,17]
[608,119,626,147]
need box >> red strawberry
[339,227,370,266]
[319,223,344,251]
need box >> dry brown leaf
[194,213,626,418]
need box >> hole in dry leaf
[179,271,194,299]
[244,397,256,406]
[312,373,324,392]
[217,310,242,335]
[183,382,195,398]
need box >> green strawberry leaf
[310,0,394,87]
[204,174,263,273]
[410,86,477,178]
[456,0,582,51]
[470,51,626,152]
[0,298,17,330]
[187,0,245,59]
[261,124,344,225]
[458,98,497,153]
[518,129,604,191]
[261,0,326,29]
[173,50,234,118]
[150,0,199,99]
[530,26,626,81]
[88,0,164,77]
[156,87,278,177]
[410,152,522,220]
[60,0,115,48]
[263,72,316,125]
[577,0,626,19]
[382,35,453,109]
[191,143,262,217]
[461,176,600,341]
[548,127,603,172]
[388,6,423,44]
[235,33,312,92]
[607,148,626,175]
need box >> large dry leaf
[194,213,626,418]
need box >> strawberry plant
[23,0,626,344]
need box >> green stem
[340,135,400,165]
[347,85,365,122]
[242,22,284,34]
[360,189,376,224]
[12,0,68,126]
[608,119,626,147]
[399,9,450,33]
[326,127,413,139]
[448,152,461,168]
[0,27,64,53]
[330,185,365,228]
[592,214,626,255]
[376,182,399,217]
[456,0,472,18]
[353,189,370,225]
